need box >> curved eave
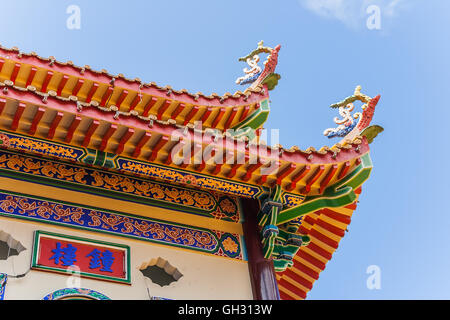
[277,188,362,300]
[0,86,369,199]
[0,45,270,131]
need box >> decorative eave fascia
[0,45,271,132]
[0,84,369,201]
[0,45,269,106]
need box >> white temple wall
[0,218,252,300]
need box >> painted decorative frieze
[0,132,85,161]
[281,193,306,208]
[0,129,264,201]
[0,191,245,261]
[116,158,263,199]
[0,149,241,222]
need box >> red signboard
[32,231,130,284]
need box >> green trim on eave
[231,99,270,132]
[261,73,281,91]
[276,153,373,225]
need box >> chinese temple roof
[0,44,377,197]
[0,42,381,299]
[0,45,269,131]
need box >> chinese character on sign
[50,242,77,266]
[86,248,101,269]
[34,231,129,283]
[86,249,115,273]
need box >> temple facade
[0,42,381,300]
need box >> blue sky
[1,0,449,299]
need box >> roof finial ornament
[323,86,382,142]
[235,41,281,90]
[235,51,262,86]
[323,101,362,139]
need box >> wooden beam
[64,115,82,143]
[10,102,26,131]
[179,141,194,168]
[319,164,338,193]
[211,107,226,128]
[25,67,37,87]
[148,135,169,161]
[194,160,206,172]
[115,128,134,155]
[85,82,99,103]
[99,123,118,151]
[0,98,6,116]
[115,89,128,109]
[164,150,172,165]
[40,71,54,93]
[242,160,263,182]
[142,97,158,117]
[72,78,84,96]
[128,93,142,112]
[301,165,325,194]
[170,103,184,120]
[57,75,69,96]
[276,163,297,186]
[132,131,151,158]
[10,63,21,84]
[200,107,213,123]
[209,149,226,175]
[258,160,280,185]
[224,107,238,129]
[99,86,113,107]
[28,107,46,135]
[239,105,250,121]
[47,112,64,139]
[81,119,100,147]
[338,161,351,179]
[210,161,224,175]
[227,155,248,179]
[195,147,216,172]
[183,106,199,125]
[157,100,171,120]
[286,165,311,191]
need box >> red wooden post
[241,197,280,300]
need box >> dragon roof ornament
[323,86,383,143]
[235,41,281,90]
